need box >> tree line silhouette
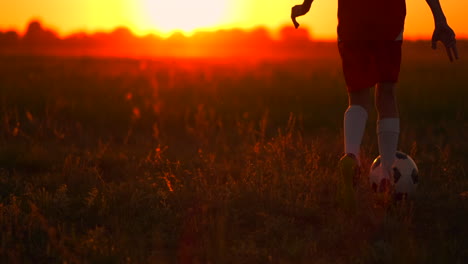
[0,20,333,58]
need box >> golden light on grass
[0,45,467,262]
[132,107,141,119]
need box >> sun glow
[0,0,467,40]
[138,0,229,36]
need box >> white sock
[377,118,400,174]
[344,105,368,165]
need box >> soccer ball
[369,151,419,198]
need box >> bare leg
[375,82,398,119]
[349,88,372,111]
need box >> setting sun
[137,0,229,35]
[0,0,467,39]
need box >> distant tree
[23,20,59,45]
[167,31,187,43]
[0,30,19,46]
[248,27,272,43]
[279,26,311,43]
[110,27,135,41]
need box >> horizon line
[2,19,467,41]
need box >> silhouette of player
[291,0,458,200]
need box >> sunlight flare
[140,0,229,35]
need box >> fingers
[445,46,454,62]
[444,39,458,62]
[448,45,459,61]
[453,45,459,60]
[291,5,301,29]
[432,25,459,61]
[433,32,459,61]
[292,17,300,29]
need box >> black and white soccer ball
[369,151,419,198]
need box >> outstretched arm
[291,0,314,29]
[426,0,458,61]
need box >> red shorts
[338,40,402,92]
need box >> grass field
[0,42,467,263]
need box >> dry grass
[0,42,467,263]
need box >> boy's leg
[339,88,370,211]
[338,40,374,165]
[344,88,371,165]
[375,82,400,177]
[375,82,398,119]
[337,40,374,209]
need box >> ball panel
[395,151,408,160]
[393,167,401,183]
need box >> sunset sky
[1,0,466,39]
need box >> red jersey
[337,0,406,41]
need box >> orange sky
[1,0,466,39]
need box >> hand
[432,23,459,62]
[291,5,310,29]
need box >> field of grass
[0,42,467,263]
